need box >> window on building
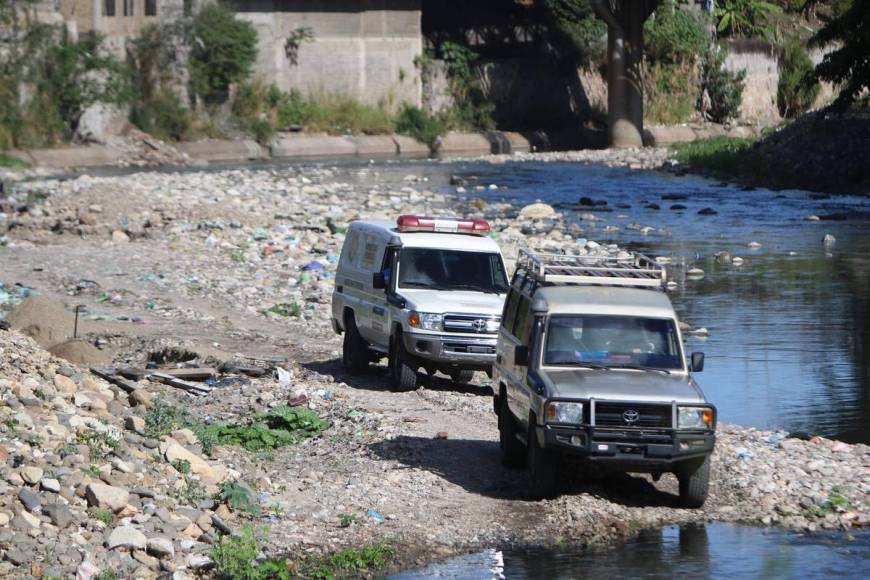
[145,0,157,16]
[124,0,134,16]
[103,0,116,16]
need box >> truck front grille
[595,403,672,428]
[443,313,499,334]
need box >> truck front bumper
[541,425,715,468]
[403,331,497,369]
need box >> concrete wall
[723,41,835,125]
[235,0,422,108]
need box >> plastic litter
[735,447,753,460]
[366,508,385,524]
[302,261,324,271]
[275,367,292,386]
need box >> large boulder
[519,202,556,220]
[74,103,130,144]
[85,482,130,513]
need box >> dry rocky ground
[0,158,867,579]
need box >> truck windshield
[398,248,509,294]
[544,315,682,370]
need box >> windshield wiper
[450,283,500,294]
[400,281,444,290]
[551,362,611,370]
[609,364,672,375]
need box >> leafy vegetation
[671,135,763,176]
[306,543,396,579]
[394,105,446,151]
[540,0,606,66]
[77,428,120,460]
[217,481,261,516]
[129,90,193,142]
[211,526,290,580]
[0,4,129,148]
[0,153,27,167]
[811,0,870,111]
[144,397,218,455]
[715,0,782,38]
[431,41,495,131]
[645,1,710,65]
[90,508,114,525]
[645,61,699,124]
[700,49,747,122]
[189,4,258,103]
[263,302,302,318]
[337,512,358,528]
[777,37,820,117]
[201,406,328,452]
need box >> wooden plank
[117,367,151,381]
[90,367,140,394]
[161,368,217,381]
[149,372,212,395]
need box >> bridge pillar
[594,0,658,148]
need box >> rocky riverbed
[0,160,867,578]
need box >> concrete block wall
[236,0,422,108]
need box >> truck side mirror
[372,272,386,290]
[515,345,529,366]
[690,352,705,372]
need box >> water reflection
[391,524,870,579]
[500,524,869,579]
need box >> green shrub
[307,543,396,579]
[211,526,290,580]
[200,405,328,452]
[645,61,698,124]
[217,481,260,516]
[0,22,128,147]
[394,105,445,152]
[715,0,782,39]
[699,48,746,122]
[541,0,606,66]
[189,4,258,102]
[0,153,29,168]
[777,37,820,118]
[671,136,762,176]
[129,90,192,141]
[645,1,710,64]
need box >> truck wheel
[389,332,417,392]
[450,369,474,384]
[498,397,525,468]
[677,456,711,508]
[341,315,369,374]
[527,425,558,499]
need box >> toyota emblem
[472,319,487,332]
[622,409,640,423]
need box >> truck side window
[502,290,520,331]
[340,231,359,269]
[513,296,531,338]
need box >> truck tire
[389,332,417,392]
[527,425,558,499]
[341,314,369,374]
[678,456,711,508]
[450,369,475,384]
[498,396,525,468]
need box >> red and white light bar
[396,215,491,236]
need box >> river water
[345,158,869,578]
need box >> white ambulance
[331,215,509,391]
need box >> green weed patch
[202,406,327,452]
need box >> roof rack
[517,248,666,289]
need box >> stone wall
[723,40,835,125]
[234,0,422,108]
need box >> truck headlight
[678,406,715,429]
[408,311,442,331]
[546,401,584,425]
